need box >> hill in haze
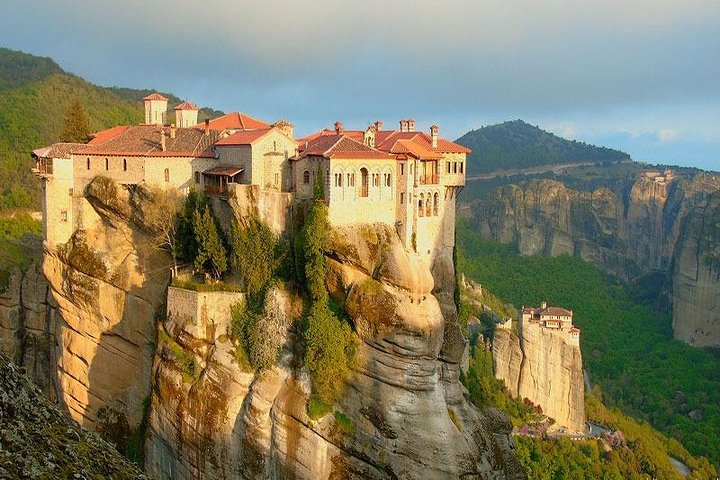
[0,47,222,211]
[456,119,631,175]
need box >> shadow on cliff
[76,189,172,462]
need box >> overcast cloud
[2,0,719,169]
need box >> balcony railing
[419,173,439,185]
[32,159,53,176]
[205,184,230,196]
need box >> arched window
[86,157,90,170]
[418,193,424,217]
[426,195,432,217]
[303,170,310,184]
[433,192,439,216]
[385,173,392,187]
[164,168,170,182]
[105,158,109,170]
[360,168,369,197]
[453,162,457,174]
[123,158,127,172]
[195,171,200,184]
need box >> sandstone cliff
[5,177,526,478]
[463,172,720,347]
[492,322,585,433]
[145,224,526,479]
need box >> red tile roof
[523,305,573,316]
[77,125,220,158]
[143,93,169,101]
[87,126,129,145]
[214,128,272,146]
[197,112,270,131]
[174,101,199,111]
[299,125,471,159]
[31,143,87,159]
[297,134,390,160]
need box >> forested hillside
[0,47,222,211]
[455,120,630,175]
[456,222,720,467]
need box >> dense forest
[456,222,720,467]
[0,47,222,211]
[455,120,630,175]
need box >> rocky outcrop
[0,353,146,479]
[463,172,720,346]
[493,322,585,433]
[672,192,720,347]
[145,223,525,479]
[0,256,58,398]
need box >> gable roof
[214,128,272,146]
[87,126,129,145]
[197,112,270,131]
[31,143,87,159]
[297,134,391,160]
[77,125,221,158]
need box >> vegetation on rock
[192,205,228,279]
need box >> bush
[193,205,227,279]
[229,217,277,301]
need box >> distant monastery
[32,94,468,264]
[520,301,580,346]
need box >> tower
[174,101,199,128]
[143,93,169,125]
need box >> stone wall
[166,287,245,340]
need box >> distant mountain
[0,47,223,211]
[456,120,630,175]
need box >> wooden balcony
[419,173,439,185]
[32,159,53,177]
[205,184,230,196]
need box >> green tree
[60,98,91,143]
[192,205,227,279]
[229,217,277,300]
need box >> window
[453,162,457,174]
[275,172,279,186]
[334,173,343,187]
[447,161,451,174]
[123,158,127,171]
[460,162,464,174]
[350,173,355,187]
[60,210,68,222]
[418,194,424,217]
[164,168,170,182]
[360,168,369,197]
[303,170,310,184]
[372,173,379,187]
[385,173,391,187]
[400,163,405,175]
[410,163,413,174]
[105,158,109,170]
[273,141,277,151]
[400,192,405,204]
[195,171,200,184]
[68,188,73,196]
[86,158,90,170]
[426,196,432,217]
[433,192,439,216]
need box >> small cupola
[399,119,409,132]
[334,121,344,134]
[143,93,169,125]
[364,125,376,147]
[407,118,416,132]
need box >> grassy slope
[456,220,720,467]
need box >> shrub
[334,411,355,433]
[307,395,332,420]
[229,217,277,301]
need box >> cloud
[658,129,678,143]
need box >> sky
[2,0,719,171]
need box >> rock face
[145,224,526,479]
[493,322,585,433]
[463,173,720,346]
[0,255,57,400]
[672,192,720,347]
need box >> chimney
[430,124,439,148]
[334,121,344,134]
[399,119,408,132]
[375,120,383,131]
[408,118,416,132]
[160,130,167,151]
[170,124,176,139]
[204,119,210,136]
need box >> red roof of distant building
[174,101,199,111]
[143,93,169,101]
[197,112,270,131]
[570,327,581,333]
[522,305,574,316]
